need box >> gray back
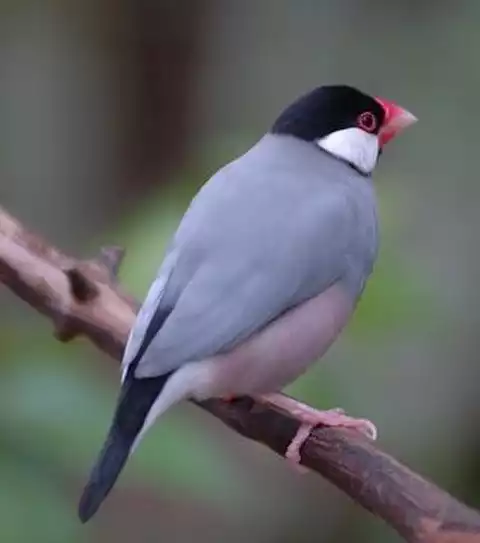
[125,134,379,378]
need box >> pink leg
[257,393,377,466]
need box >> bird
[78,84,417,522]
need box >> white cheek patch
[315,128,379,175]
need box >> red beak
[375,97,417,147]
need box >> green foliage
[349,248,433,339]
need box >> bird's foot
[284,408,377,466]
[256,393,377,469]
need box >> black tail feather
[78,372,173,522]
[78,429,132,522]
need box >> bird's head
[271,85,417,175]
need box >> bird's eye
[357,111,377,133]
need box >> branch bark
[1,205,479,543]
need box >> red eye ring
[357,111,377,133]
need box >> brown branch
[1,205,479,543]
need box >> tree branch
[1,205,479,543]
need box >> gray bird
[78,85,416,522]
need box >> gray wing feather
[129,135,377,379]
[121,249,177,380]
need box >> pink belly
[208,283,354,396]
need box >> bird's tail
[78,373,172,523]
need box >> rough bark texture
[1,205,480,543]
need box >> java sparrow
[78,85,416,521]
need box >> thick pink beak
[375,97,417,147]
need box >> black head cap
[271,85,385,142]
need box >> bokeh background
[1,1,479,542]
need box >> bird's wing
[121,248,178,381]
[124,136,375,379]
[132,194,357,378]
[133,261,330,380]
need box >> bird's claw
[285,407,378,470]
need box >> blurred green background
[2,1,479,541]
